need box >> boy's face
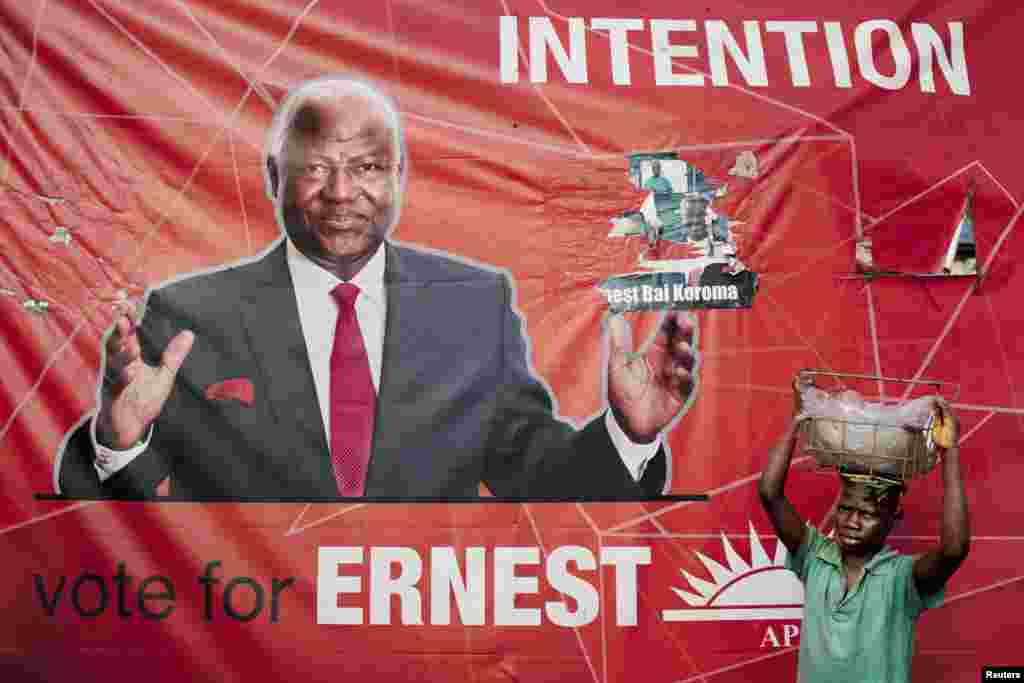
[835,484,898,556]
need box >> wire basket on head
[797,370,958,485]
[803,416,936,484]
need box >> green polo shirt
[644,175,674,194]
[786,526,944,683]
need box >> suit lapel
[365,243,432,496]
[237,243,334,492]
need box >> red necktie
[329,283,376,496]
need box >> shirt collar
[816,535,899,575]
[285,238,386,307]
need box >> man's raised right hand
[95,311,194,450]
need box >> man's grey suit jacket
[57,240,666,500]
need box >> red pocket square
[205,378,254,406]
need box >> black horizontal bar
[35,493,708,504]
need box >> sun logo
[662,523,805,622]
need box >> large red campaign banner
[1,1,1021,681]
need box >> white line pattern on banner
[976,161,1020,207]
[902,203,1024,400]
[0,501,99,537]
[88,0,228,130]
[16,0,49,109]
[866,282,885,399]
[227,130,253,255]
[0,1,325,544]
[959,411,996,444]
[496,0,593,155]
[0,107,205,121]
[945,574,1024,605]
[981,291,1024,434]
[172,0,278,112]
[1,0,323,457]
[406,112,590,157]
[285,503,365,536]
[849,135,864,238]
[866,162,979,229]
[522,504,600,683]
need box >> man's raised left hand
[606,310,698,443]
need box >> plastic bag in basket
[799,386,939,479]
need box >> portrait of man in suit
[54,75,699,501]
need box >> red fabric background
[1,1,1021,680]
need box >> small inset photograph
[601,152,757,313]
[612,153,733,253]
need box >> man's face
[651,160,662,176]
[278,94,400,274]
[835,485,896,556]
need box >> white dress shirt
[286,239,386,437]
[93,240,659,484]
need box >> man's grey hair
[262,75,406,201]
